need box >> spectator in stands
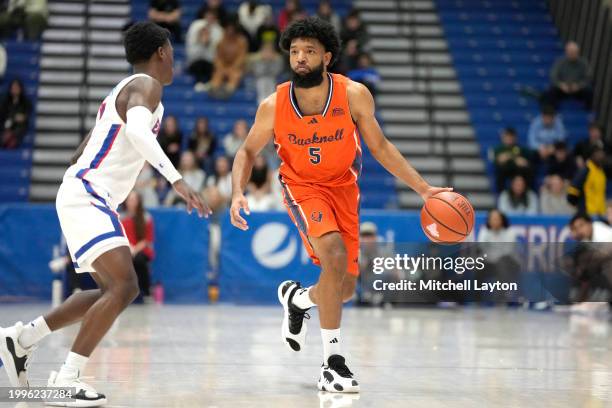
[164,151,206,206]
[246,155,275,211]
[186,10,223,90]
[336,38,360,73]
[0,44,5,81]
[527,105,566,161]
[189,116,217,171]
[253,13,280,52]
[315,0,340,34]
[477,210,519,289]
[209,19,248,99]
[158,115,183,167]
[122,191,155,302]
[570,212,612,242]
[544,41,592,110]
[223,119,248,158]
[148,0,182,42]
[347,53,380,96]
[203,155,232,211]
[250,40,284,104]
[493,127,532,192]
[341,9,369,50]
[607,202,612,226]
[196,0,228,26]
[568,146,607,217]
[574,122,609,168]
[0,0,47,39]
[134,163,160,207]
[278,0,306,32]
[567,212,612,313]
[238,1,271,50]
[477,209,515,242]
[546,141,576,181]
[498,175,538,215]
[0,78,31,149]
[540,174,574,215]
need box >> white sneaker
[277,280,310,351]
[0,322,36,387]
[46,370,107,407]
[317,355,360,393]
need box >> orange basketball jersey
[273,73,362,187]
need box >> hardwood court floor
[1,304,611,407]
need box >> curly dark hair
[123,21,171,65]
[279,17,341,65]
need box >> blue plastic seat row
[452,54,557,65]
[447,38,561,49]
[442,22,556,31]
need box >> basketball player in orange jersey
[230,17,451,393]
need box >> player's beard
[291,62,325,88]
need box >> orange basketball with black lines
[420,191,474,243]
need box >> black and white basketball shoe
[317,355,360,393]
[46,370,107,407]
[277,280,310,351]
[0,322,36,387]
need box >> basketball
[420,192,475,243]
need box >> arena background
[1,0,612,406]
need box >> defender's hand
[173,179,211,217]
[230,193,250,230]
[420,185,453,201]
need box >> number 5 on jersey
[309,147,321,164]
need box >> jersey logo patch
[332,107,345,117]
[152,119,160,135]
[311,211,323,222]
[98,102,106,120]
[308,117,318,124]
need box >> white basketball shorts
[56,177,128,273]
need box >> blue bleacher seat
[0,37,39,202]
[436,0,593,193]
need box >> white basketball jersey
[64,73,164,208]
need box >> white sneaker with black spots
[317,355,360,393]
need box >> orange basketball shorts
[279,180,360,276]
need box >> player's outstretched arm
[347,81,452,201]
[230,93,276,230]
[121,76,211,217]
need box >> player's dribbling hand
[230,193,250,230]
[173,179,212,218]
[420,185,453,201]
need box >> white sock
[321,328,341,363]
[292,286,316,310]
[57,352,89,379]
[18,316,51,349]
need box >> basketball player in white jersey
[0,22,209,406]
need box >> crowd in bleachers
[137,0,378,212]
[492,41,610,221]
